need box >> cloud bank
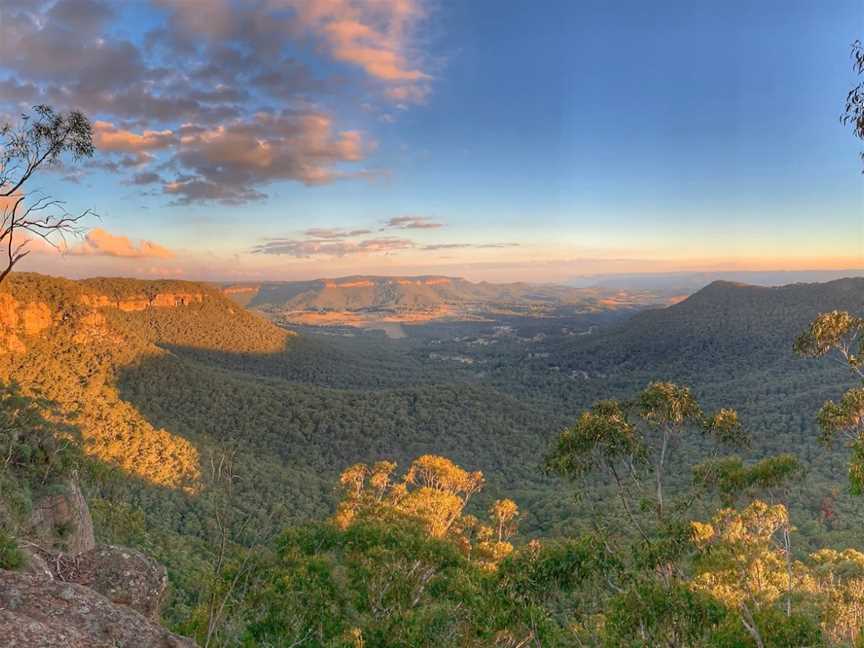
[0,0,434,205]
[66,228,174,259]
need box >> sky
[1,0,862,283]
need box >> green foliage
[237,519,571,647]
[709,608,824,648]
[631,518,696,572]
[547,382,747,528]
[694,454,804,506]
[0,529,23,570]
[0,105,95,283]
[638,381,703,427]
[604,581,727,647]
[794,310,864,367]
[0,383,81,487]
[818,387,864,446]
[0,383,84,540]
[498,534,617,601]
[796,307,864,496]
[4,271,864,645]
[545,399,642,483]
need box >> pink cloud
[93,121,176,153]
[66,228,174,259]
[164,112,368,203]
[158,0,432,102]
[292,0,431,102]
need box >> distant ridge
[557,277,864,379]
[222,275,677,325]
[568,269,864,294]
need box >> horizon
[2,0,863,282]
[12,266,864,291]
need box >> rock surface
[42,544,170,621]
[0,569,196,648]
[27,480,96,555]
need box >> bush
[0,530,24,570]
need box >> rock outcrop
[9,474,195,644]
[79,291,205,312]
[0,286,207,354]
[41,545,169,621]
[27,480,96,555]
[0,569,196,648]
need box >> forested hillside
[225,274,672,325]
[2,272,863,644]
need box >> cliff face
[0,273,290,491]
[0,286,208,355]
[0,293,53,354]
[79,290,205,312]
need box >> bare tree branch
[0,105,95,285]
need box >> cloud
[93,121,176,153]
[303,227,372,239]
[421,242,521,251]
[128,172,164,186]
[162,177,267,205]
[0,0,434,204]
[383,215,443,229]
[158,0,431,103]
[66,228,174,259]
[252,236,414,257]
[161,112,366,204]
[299,0,429,87]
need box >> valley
[222,275,679,329]
[2,271,862,643]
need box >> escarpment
[0,273,291,490]
[0,277,210,355]
[79,290,205,312]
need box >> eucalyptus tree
[843,39,864,169]
[796,311,864,492]
[1,105,94,284]
[546,381,747,530]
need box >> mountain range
[221,275,679,326]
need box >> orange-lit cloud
[93,121,176,153]
[164,113,368,204]
[153,0,431,103]
[288,0,430,100]
[66,228,174,259]
[0,1,430,206]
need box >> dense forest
[1,271,863,646]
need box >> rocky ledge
[0,568,196,648]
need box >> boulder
[18,544,54,579]
[0,569,196,648]
[44,545,169,621]
[28,480,96,555]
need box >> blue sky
[2,0,862,281]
